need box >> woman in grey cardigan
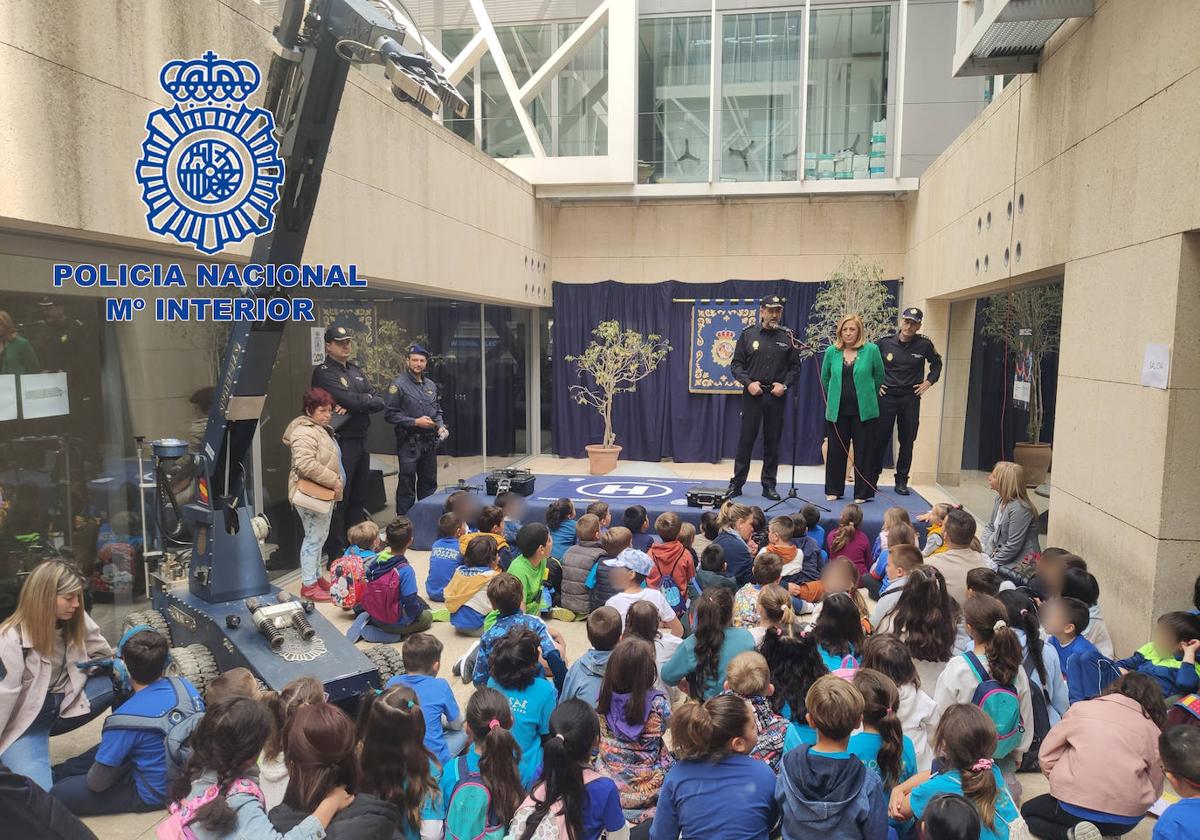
[981,461,1041,566]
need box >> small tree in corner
[803,255,898,359]
[567,321,672,448]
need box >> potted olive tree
[567,320,672,475]
[804,256,898,475]
[982,283,1062,485]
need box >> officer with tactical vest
[385,344,447,514]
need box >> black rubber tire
[168,644,220,698]
[122,609,171,646]
[363,645,406,684]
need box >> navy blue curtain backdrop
[551,279,899,465]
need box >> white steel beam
[468,0,546,158]
[518,1,610,106]
[445,31,489,87]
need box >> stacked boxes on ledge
[869,118,887,178]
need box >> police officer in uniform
[311,324,385,557]
[385,344,447,514]
[727,295,801,501]
[29,296,83,373]
[871,306,943,495]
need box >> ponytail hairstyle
[760,624,828,722]
[830,503,864,555]
[861,633,921,690]
[757,584,796,630]
[962,595,1022,686]
[688,588,734,699]
[464,687,523,826]
[716,501,753,533]
[1102,672,1167,729]
[814,592,864,658]
[546,497,575,531]
[934,704,1001,829]
[357,685,440,830]
[283,703,357,812]
[997,589,1046,684]
[853,668,904,789]
[262,675,325,762]
[518,699,596,840]
[172,697,273,833]
[597,637,658,725]
[882,566,961,663]
[623,598,661,645]
[669,693,754,762]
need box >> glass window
[482,25,554,158]
[440,28,476,144]
[638,15,713,183]
[806,5,891,180]
[718,11,803,182]
[483,305,531,467]
[556,23,609,157]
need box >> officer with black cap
[871,306,942,495]
[728,295,801,501]
[29,295,83,373]
[384,344,447,514]
[311,323,386,556]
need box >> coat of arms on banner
[689,302,759,393]
[135,51,284,255]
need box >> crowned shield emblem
[711,329,737,367]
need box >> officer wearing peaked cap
[312,324,385,557]
[385,343,447,514]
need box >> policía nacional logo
[135,51,284,255]
[711,329,737,366]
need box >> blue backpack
[102,676,204,781]
[659,574,682,610]
[445,756,506,840]
[962,651,1024,758]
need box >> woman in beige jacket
[0,560,112,790]
[283,387,344,601]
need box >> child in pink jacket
[1020,673,1165,840]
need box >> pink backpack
[156,777,265,840]
[508,770,603,839]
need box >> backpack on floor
[104,676,204,782]
[1017,652,1051,772]
[330,550,369,610]
[962,651,1024,759]
[445,756,507,840]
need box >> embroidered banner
[689,301,759,393]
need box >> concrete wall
[902,0,1200,651]
[550,194,908,283]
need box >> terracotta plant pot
[1013,442,1052,486]
[586,444,622,475]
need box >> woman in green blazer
[820,314,884,503]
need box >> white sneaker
[1068,822,1102,840]
[454,640,480,684]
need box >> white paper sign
[0,375,16,421]
[311,327,326,365]
[1140,344,1170,390]
[20,372,70,419]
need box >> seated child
[471,572,566,690]
[586,500,612,532]
[353,517,432,641]
[800,504,828,561]
[866,507,912,599]
[647,512,697,621]
[260,676,325,810]
[605,548,684,638]
[487,628,559,789]
[892,703,1020,840]
[437,687,524,835]
[652,693,778,840]
[696,543,737,594]
[808,557,872,635]
[919,794,982,840]
[625,505,657,553]
[427,512,465,602]
[1061,567,1114,658]
[965,567,1002,598]
[752,584,800,647]
[387,633,466,766]
[867,521,917,599]
[749,507,769,559]
[508,522,554,617]
[678,521,700,569]
[624,599,685,696]
[445,535,501,635]
[462,505,515,571]
[1114,611,1200,698]
[849,669,918,800]
[1044,596,1110,704]
[699,510,720,542]
[561,605,621,705]
[50,630,203,815]
[870,542,923,629]
[330,520,380,612]
[724,650,789,772]
[560,513,605,617]
[204,667,259,705]
[775,675,886,840]
[759,626,829,750]
[590,526,633,612]
[785,514,825,603]
[734,551,785,628]
[814,592,865,672]
[495,490,524,544]
[921,503,953,557]
[545,497,578,562]
[1155,725,1200,840]
[861,634,938,773]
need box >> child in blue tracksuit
[427,512,466,602]
[1114,611,1200,697]
[1155,725,1200,840]
[353,517,433,641]
[798,505,828,562]
[1045,596,1111,704]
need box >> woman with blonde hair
[980,461,1040,567]
[0,310,40,374]
[820,314,884,504]
[0,560,112,789]
[712,501,757,586]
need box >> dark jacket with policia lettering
[730,324,801,391]
[310,359,385,438]
[875,333,943,393]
